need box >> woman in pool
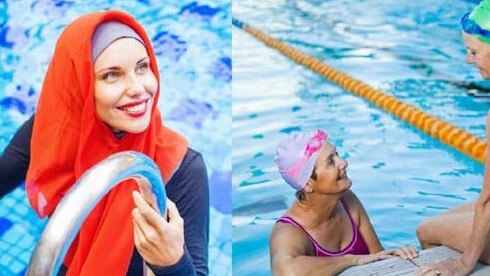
[1,10,208,275]
[416,1,490,275]
[270,129,418,275]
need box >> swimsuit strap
[277,216,324,256]
[313,197,358,256]
[339,197,358,238]
[276,197,358,257]
[338,197,359,248]
[339,197,370,255]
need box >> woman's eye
[327,152,339,166]
[102,71,119,81]
[137,62,149,72]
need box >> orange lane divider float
[232,18,486,163]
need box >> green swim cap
[469,0,490,44]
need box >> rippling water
[233,0,487,275]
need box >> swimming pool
[233,0,487,275]
[0,0,230,275]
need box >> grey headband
[91,20,145,62]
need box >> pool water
[0,0,231,275]
[233,0,488,275]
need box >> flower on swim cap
[274,129,327,190]
[463,0,490,44]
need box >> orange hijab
[26,10,188,275]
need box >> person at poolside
[270,129,418,275]
[0,10,208,275]
[415,1,490,275]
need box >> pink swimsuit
[277,198,369,256]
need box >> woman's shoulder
[183,147,203,161]
[166,147,207,189]
[175,147,205,173]
[272,218,306,239]
[342,189,362,208]
[274,211,312,242]
[271,216,313,255]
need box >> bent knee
[416,218,438,247]
[416,218,430,239]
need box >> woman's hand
[416,256,474,276]
[393,245,419,260]
[353,246,418,266]
[132,191,185,267]
[353,250,397,265]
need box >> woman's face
[93,38,158,134]
[310,142,351,194]
[463,32,490,80]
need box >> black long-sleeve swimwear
[0,114,33,197]
[0,115,209,275]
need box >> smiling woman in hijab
[2,10,208,275]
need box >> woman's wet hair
[295,165,317,201]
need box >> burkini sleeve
[0,114,33,198]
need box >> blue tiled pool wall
[0,0,231,275]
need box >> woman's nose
[466,53,474,64]
[338,156,348,170]
[125,74,145,97]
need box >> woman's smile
[116,98,150,118]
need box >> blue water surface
[233,0,488,275]
[0,0,231,275]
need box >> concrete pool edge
[340,246,489,275]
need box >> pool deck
[339,246,490,275]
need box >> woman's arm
[164,149,209,275]
[460,113,490,270]
[270,222,393,276]
[0,114,33,198]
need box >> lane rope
[233,18,487,163]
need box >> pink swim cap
[274,129,327,190]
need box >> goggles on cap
[461,12,490,37]
[278,129,327,178]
